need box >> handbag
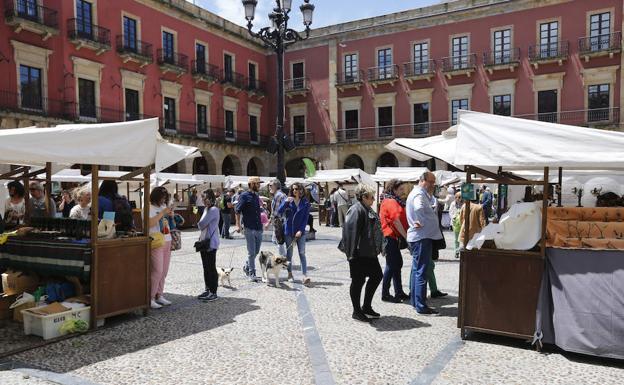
[150,232,165,249]
[398,236,408,250]
[273,216,285,245]
[194,222,217,252]
[170,229,182,251]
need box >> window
[225,110,235,139]
[413,42,429,74]
[163,96,176,130]
[195,43,206,73]
[345,109,358,140]
[249,115,258,143]
[377,48,392,79]
[588,84,610,122]
[196,104,208,135]
[125,89,139,121]
[78,78,96,118]
[589,12,611,51]
[248,62,257,90]
[539,21,559,58]
[493,29,511,64]
[224,53,233,82]
[451,99,468,124]
[537,90,558,122]
[123,16,137,51]
[19,64,42,110]
[292,62,304,89]
[452,36,469,69]
[162,31,174,63]
[17,0,38,21]
[76,0,93,38]
[293,115,305,144]
[493,94,512,116]
[413,103,430,134]
[344,53,358,82]
[377,106,393,137]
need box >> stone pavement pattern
[1,224,623,384]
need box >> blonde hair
[73,186,91,201]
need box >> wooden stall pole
[540,166,549,258]
[143,168,151,315]
[463,167,472,249]
[90,165,99,329]
[557,167,563,207]
[44,162,52,217]
[22,166,30,222]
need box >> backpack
[113,196,134,232]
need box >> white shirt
[334,188,350,207]
[69,205,91,220]
[149,205,172,241]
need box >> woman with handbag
[149,187,173,309]
[379,179,410,303]
[196,190,220,301]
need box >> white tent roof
[306,169,375,187]
[224,175,272,189]
[454,110,624,169]
[385,135,457,165]
[193,174,226,185]
[0,118,200,172]
[372,167,429,182]
[50,169,90,183]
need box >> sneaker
[361,306,381,319]
[381,295,400,303]
[202,293,218,302]
[303,276,311,285]
[417,307,439,316]
[248,275,260,282]
[396,293,411,301]
[150,300,162,309]
[431,291,448,298]
[243,264,250,277]
[156,296,172,306]
[287,272,294,282]
[352,311,371,323]
[197,291,211,300]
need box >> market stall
[0,119,199,337]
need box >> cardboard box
[13,301,36,323]
[1,270,39,296]
[0,293,18,321]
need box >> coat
[458,203,486,245]
[341,201,383,261]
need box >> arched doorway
[344,154,364,170]
[411,158,435,171]
[193,153,216,175]
[376,152,399,168]
[246,157,265,176]
[285,158,306,178]
[222,155,242,176]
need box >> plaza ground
[1,222,623,385]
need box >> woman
[59,190,76,218]
[325,187,337,227]
[197,190,220,301]
[4,181,25,229]
[149,187,173,309]
[98,180,133,231]
[448,192,463,258]
[69,187,91,220]
[379,179,410,303]
[341,184,384,322]
[278,182,311,284]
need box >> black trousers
[200,249,218,294]
[349,257,383,312]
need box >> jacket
[277,197,311,236]
[341,201,383,261]
[458,203,486,245]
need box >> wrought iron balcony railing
[67,18,110,47]
[403,60,436,77]
[441,54,477,72]
[192,61,220,81]
[336,122,451,143]
[157,49,188,71]
[285,77,310,92]
[247,78,266,94]
[336,70,365,85]
[4,0,58,29]
[483,48,521,66]
[367,65,399,82]
[515,108,620,126]
[221,71,246,89]
[579,32,622,55]
[528,41,569,61]
[115,35,153,61]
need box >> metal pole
[276,36,286,184]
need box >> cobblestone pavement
[2,224,623,384]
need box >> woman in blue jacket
[278,182,311,284]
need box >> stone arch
[246,157,265,176]
[343,154,364,170]
[411,158,436,171]
[193,152,216,174]
[222,154,242,176]
[376,152,399,168]
[285,158,309,178]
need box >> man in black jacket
[341,184,384,322]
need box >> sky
[191,0,446,29]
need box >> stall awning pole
[557,167,563,207]
[143,169,151,307]
[541,166,549,258]
[90,165,99,329]
[463,167,472,249]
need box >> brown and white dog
[259,251,290,287]
[218,267,235,287]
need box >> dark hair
[204,189,216,206]
[7,181,25,198]
[150,186,169,206]
[330,187,337,194]
[289,182,304,198]
[99,180,118,199]
[384,179,406,195]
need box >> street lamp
[242,0,315,184]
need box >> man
[480,185,493,224]
[406,171,443,315]
[269,179,287,258]
[220,189,234,239]
[335,184,350,227]
[235,176,263,282]
[26,181,56,224]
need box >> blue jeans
[382,237,405,297]
[284,234,307,275]
[408,239,432,312]
[221,213,231,238]
[244,228,263,276]
[272,232,287,256]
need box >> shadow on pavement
[372,315,431,332]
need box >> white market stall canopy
[386,135,457,165]
[372,167,429,182]
[224,175,272,189]
[306,169,375,187]
[0,118,200,172]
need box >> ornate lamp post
[242,0,315,184]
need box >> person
[196,190,205,217]
[189,189,198,206]
[277,182,311,284]
[325,187,337,227]
[98,180,133,231]
[220,189,234,239]
[149,186,173,309]
[481,185,493,224]
[428,193,448,299]
[448,192,463,258]
[342,184,384,323]
[69,187,91,220]
[379,179,410,303]
[197,190,220,301]
[58,190,76,218]
[458,201,486,248]
[26,181,56,222]
[330,188,339,227]
[172,193,181,206]
[406,171,443,315]
[269,180,287,256]
[235,176,263,282]
[4,181,25,229]
[335,184,350,227]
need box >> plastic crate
[21,305,90,340]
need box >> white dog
[218,267,235,287]
[259,251,289,287]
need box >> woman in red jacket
[379,179,410,303]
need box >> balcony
[441,54,477,79]
[285,77,310,98]
[367,65,399,87]
[192,61,220,85]
[292,132,315,146]
[0,89,67,120]
[335,70,364,91]
[247,78,266,98]
[221,71,246,92]
[482,48,520,74]
[403,60,436,83]
[336,122,451,143]
[157,49,188,76]
[528,41,569,68]
[115,36,153,67]
[4,0,58,40]
[515,108,620,128]
[579,32,622,62]
[67,18,111,55]
[158,119,195,135]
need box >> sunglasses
[292,187,301,191]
